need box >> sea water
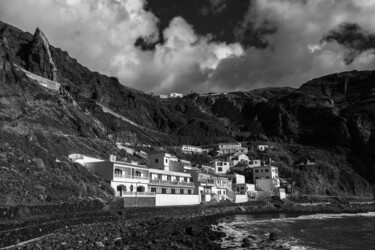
[213,212,375,250]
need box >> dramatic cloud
[1,0,375,94]
[322,23,375,65]
[208,0,375,92]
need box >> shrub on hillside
[32,158,45,171]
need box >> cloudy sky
[1,0,375,94]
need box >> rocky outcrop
[27,28,57,81]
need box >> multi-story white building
[217,142,242,155]
[148,169,194,195]
[181,145,203,154]
[148,153,180,171]
[253,165,280,192]
[190,171,231,201]
[211,160,230,175]
[85,158,151,197]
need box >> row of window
[254,169,278,173]
[149,187,192,194]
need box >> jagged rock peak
[27,27,58,81]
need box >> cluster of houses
[69,142,285,207]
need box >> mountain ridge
[0,20,374,204]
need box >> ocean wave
[213,222,319,250]
[222,211,375,227]
[213,212,375,249]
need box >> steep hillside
[189,72,375,196]
[0,20,374,204]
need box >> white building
[148,168,194,195]
[228,154,249,168]
[248,159,261,168]
[181,145,203,154]
[253,165,280,193]
[85,159,151,196]
[217,142,242,155]
[211,160,230,175]
[148,153,179,171]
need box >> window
[135,171,141,176]
[165,159,168,163]
[265,169,269,172]
[218,191,221,195]
[130,185,133,192]
[255,170,259,173]
[151,188,156,193]
[180,189,184,194]
[155,159,159,163]
[218,167,223,172]
[223,191,226,195]
[266,176,269,179]
[188,190,192,194]
[171,189,176,194]
[161,188,167,194]
[115,169,122,175]
[184,177,188,182]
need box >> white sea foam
[220,212,375,228]
[213,212,375,249]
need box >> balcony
[198,179,215,186]
[149,179,194,187]
[114,174,149,180]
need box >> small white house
[228,154,249,168]
[211,160,230,175]
[248,159,261,168]
[257,145,272,151]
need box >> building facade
[85,160,151,197]
[211,160,230,175]
[217,142,242,155]
[181,145,203,154]
[253,165,280,192]
[148,153,180,171]
[148,168,194,195]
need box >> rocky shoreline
[2,200,375,249]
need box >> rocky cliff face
[0,20,374,204]
[189,73,375,195]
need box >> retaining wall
[155,194,200,206]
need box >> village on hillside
[69,141,299,207]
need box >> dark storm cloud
[322,23,375,65]
[143,0,274,49]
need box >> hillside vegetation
[0,20,374,204]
